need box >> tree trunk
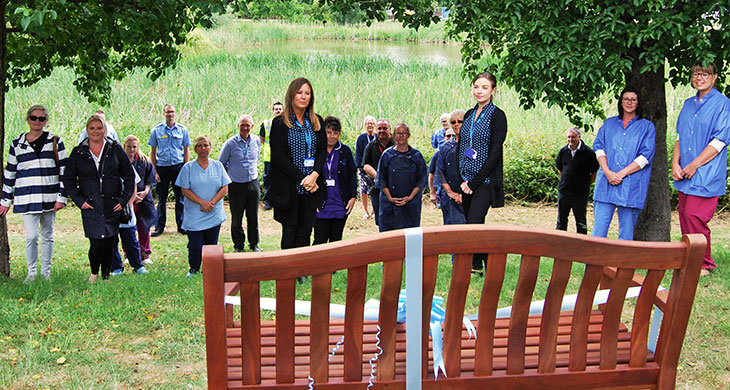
[628,61,671,242]
[0,2,11,277]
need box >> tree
[345,0,730,241]
[0,0,240,277]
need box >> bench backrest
[202,225,705,389]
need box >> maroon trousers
[678,192,718,270]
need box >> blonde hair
[193,135,212,149]
[123,135,150,163]
[85,114,107,135]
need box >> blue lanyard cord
[238,137,250,160]
[326,143,341,179]
[469,108,480,149]
[294,115,314,158]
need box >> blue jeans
[187,225,221,273]
[592,200,641,240]
[111,227,144,272]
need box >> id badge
[464,147,477,160]
[326,179,335,187]
[241,161,250,167]
[304,157,315,167]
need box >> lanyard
[468,108,480,149]
[326,144,340,179]
[367,133,376,143]
[238,136,250,160]
[377,142,385,154]
[294,116,313,158]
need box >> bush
[503,138,560,203]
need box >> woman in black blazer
[313,116,357,245]
[268,77,327,250]
[457,71,508,274]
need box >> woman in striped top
[1,105,68,283]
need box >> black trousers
[155,163,184,231]
[462,185,492,271]
[229,180,260,250]
[556,192,588,234]
[280,194,317,250]
[369,188,381,226]
[89,237,115,279]
[263,161,271,202]
[313,217,348,245]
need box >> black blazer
[63,138,135,239]
[319,143,357,211]
[268,114,326,222]
[459,105,507,208]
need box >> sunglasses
[29,115,47,122]
[377,127,389,130]
[450,120,464,124]
[445,134,454,138]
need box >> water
[251,39,463,65]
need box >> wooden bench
[202,225,705,389]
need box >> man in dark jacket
[555,127,599,234]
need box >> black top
[555,142,599,197]
[361,138,394,169]
[28,132,48,157]
[268,114,326,223]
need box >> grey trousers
[22,210,56,277]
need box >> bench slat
[311,273,332,382]
[538,258,572,373]
[378,259,403,380]
[240,282,261,385]
[474,252,507,376]
[444,253,472,377]
[275,279,296,383]
[569,264,602,371]
[344,265,367,382]
[629,269,664,367]
[599,267,633,370]
[507,255,540,375]
[421,255,439,378]
[202,245,228,390]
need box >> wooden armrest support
[603,266,668,311]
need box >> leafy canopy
[5,0,240,104]
[345,0,730,125]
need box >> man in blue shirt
[430,113,450,149]
[220,115,263,252]
[148,104,190,236]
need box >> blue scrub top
[593,116,656,209]
[377,146,427,231]
[674,88,730,197]
[148,122,191,166]
[175,159,231,231]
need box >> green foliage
[239,0,373,24]
[4,0,239,105]
[503,139,559,202]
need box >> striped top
[1,132,68,214]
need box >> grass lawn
[1,200,729,389]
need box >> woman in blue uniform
[313,116,357,244]
[458,72,508,273]
[175,135,231,277]
[437,109,466,225]
[672,62,730,275]
[592,87,656,240]
[377,123,427,232]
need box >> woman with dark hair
[313,116,357,244]
[458,72,508,273]
[673,62,730,275]
[269,77,326,252]
[592,87,656,240]
[63,114,135,283]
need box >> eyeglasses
[450,120,464,124]
[165,111,176,114]
[377,127,389,130]
[445,134,454,139]
[692,72,713,79]
[28,115,47,122]
[622,97,637,103]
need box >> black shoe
[234,247,245,253]
[177,228,187,235]
[250,245,263,252]
[151,228,164,237]
[263,203,272,211]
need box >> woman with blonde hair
[123,135,157,264]
[63,114,135,282]
[1,104,68,283]
[175,135,230,277]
